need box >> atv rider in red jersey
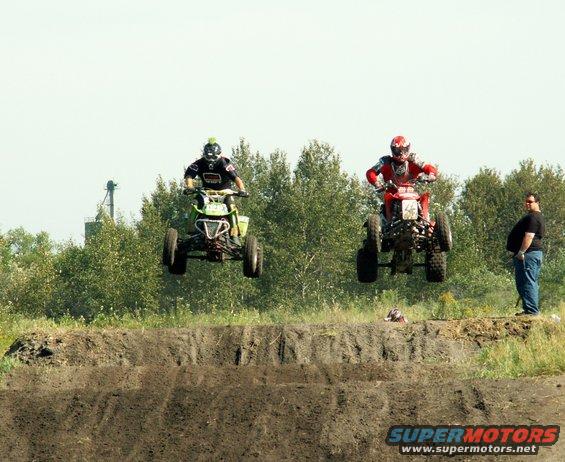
[366,135,437,223]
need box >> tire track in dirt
[1,378,562,461]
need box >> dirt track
[1,319,563,461]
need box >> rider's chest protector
[380,159,414,186]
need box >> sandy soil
[1,318,563,461]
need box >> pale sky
[1,1,563,242]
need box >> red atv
[357,178,452,283]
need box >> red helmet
[390,135,410,163]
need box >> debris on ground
[384,308,407,323]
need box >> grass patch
[473,309,565,378]
[0,356,21,378]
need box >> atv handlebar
[183,187,249,198]
[376,175,434,192]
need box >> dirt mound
[6,317,534,367]
[1,318,562,461]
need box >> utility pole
[85,179,118,241]
[106,180,118,221]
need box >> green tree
[258,140,366,304]
[0,229,56,316]
[459,168,507,269]
[49,217,161,319]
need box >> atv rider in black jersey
[184,138,248,245]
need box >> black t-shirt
[184,157,238,190]
[506,211,545,253]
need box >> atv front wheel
[425,249,446,282]
[163,228,178,266]
[365,214,381,253]
[356,248,378,283]
[434,212,452,252]
[243,235,261,278]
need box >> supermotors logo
[386,425,560,456]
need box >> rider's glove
[418,173,436,183]
[183,188,195,195]
[238,190,250,198]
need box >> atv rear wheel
[253,245,263,278]
[425,249,447,282]
[365,214,381,253]
[243,235,261,278]
[356,248,378,283]
[434,212,452,252]
[162,228,178,266]
[169,253,187,275]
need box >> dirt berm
[1,318,563,461]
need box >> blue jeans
[513,250,543,315]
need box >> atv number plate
[204,202,229,215]
[402,200,418,220]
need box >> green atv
[162,188,263,278]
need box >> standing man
[506,192,545,315]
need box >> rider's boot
[380,213,388,230]
[187,209,198,235]
[228,213,241,246]
[229,227,241,246]
[379,203,389,230]
[385,201,393,223]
